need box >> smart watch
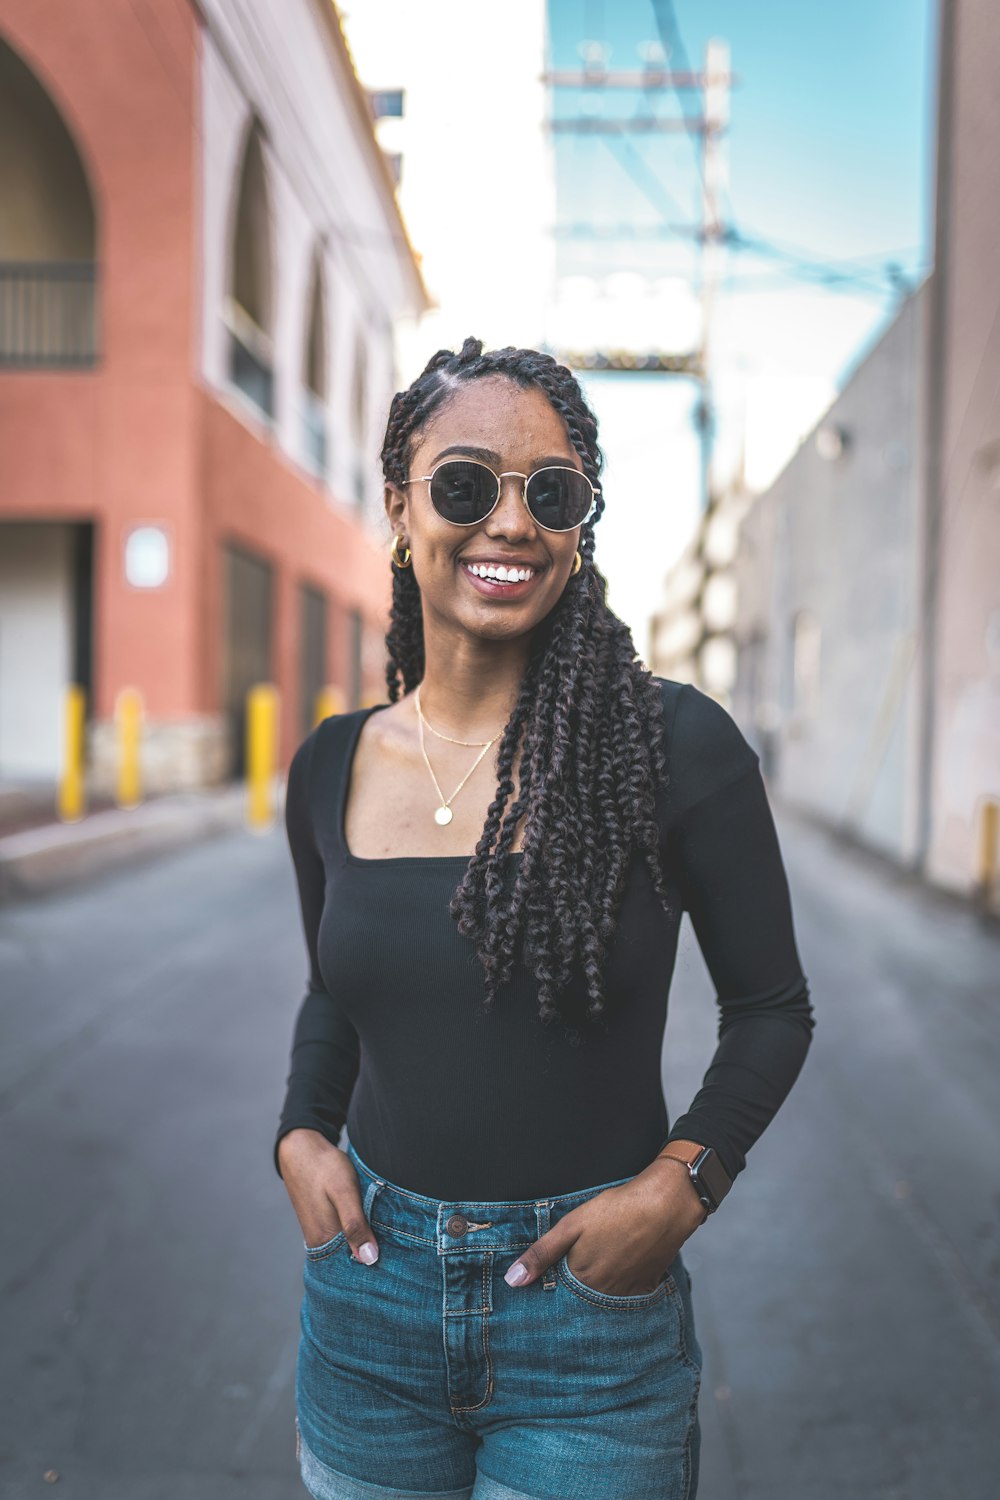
[659,1145,733,1215]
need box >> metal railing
[0,261,98,367]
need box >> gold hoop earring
[390,534,412,569]
[571,551,583,576]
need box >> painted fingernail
[358,1241,379,1264]
[504,1262,528,1286]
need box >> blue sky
[548,0,936,330]
[544,0,938,649]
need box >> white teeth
[465,562,534,583]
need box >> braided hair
[380,337,675,1031]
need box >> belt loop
[536,1201,557,1291]
[362,1173,386,1220]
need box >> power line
[717,264,926,298]
[558,90,919,302]
[648,0,706,187]
[589,115,700,238]
[557,7,918,307]
[722,228,910,295]
[598,132,691,225]
[554,232,923,298]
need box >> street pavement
[0,805,998,1499]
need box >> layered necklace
[414,683,505,827]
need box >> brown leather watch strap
[655,1152,711,1223]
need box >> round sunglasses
[402,458,600,534]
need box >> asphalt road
[1,804,998,1499]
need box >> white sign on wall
[124,526,171,589]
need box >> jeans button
[445,1213,469,1237]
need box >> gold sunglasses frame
[401,458,600,534]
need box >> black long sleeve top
[274,678,815,1201]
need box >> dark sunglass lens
[429,461,497,524]
[525,469,592,530]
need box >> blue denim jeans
[295,1138,703,1500]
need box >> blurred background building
[724,284,927,854]
[0,0,427,794]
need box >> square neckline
[339,702,526,867]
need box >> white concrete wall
[0,524,74,780]
[924,0,1000,899]
[733,283,927,865]
[198,0,422,524]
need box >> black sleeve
[661,684,816,1182]
[273,727,361,1179]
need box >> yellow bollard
[246,683,279,829]
[976,798,999,904]
[314,684,345,726]
[116,688,143,809]
[58,684,87,822]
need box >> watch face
[695,1149,732,1208]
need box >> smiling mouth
[459,560,544,595]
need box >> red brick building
[0,0,427,791]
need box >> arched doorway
[0,36,98,366]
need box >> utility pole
[697,39,730,512]
[545,42,732,513]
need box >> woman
[274,339,815,1500]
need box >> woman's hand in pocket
[277,1130,380,1265]
[502,1155,707,1294]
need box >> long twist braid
[379,337,675,1027]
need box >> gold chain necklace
[415,684,496,746]
[414,684,504,826]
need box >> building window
[368,89,404,119]
[227,120,275,419]
[351,333,368,508]
[302,250,328,477]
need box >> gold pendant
[434,805,453,826]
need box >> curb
[0,785,268,903]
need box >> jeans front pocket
[304,1169,387,1265]
[556,1252,678,1310]
[304,1228,348,1261]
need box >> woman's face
[386,376,587,644]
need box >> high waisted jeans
[295,1138,703,1500]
